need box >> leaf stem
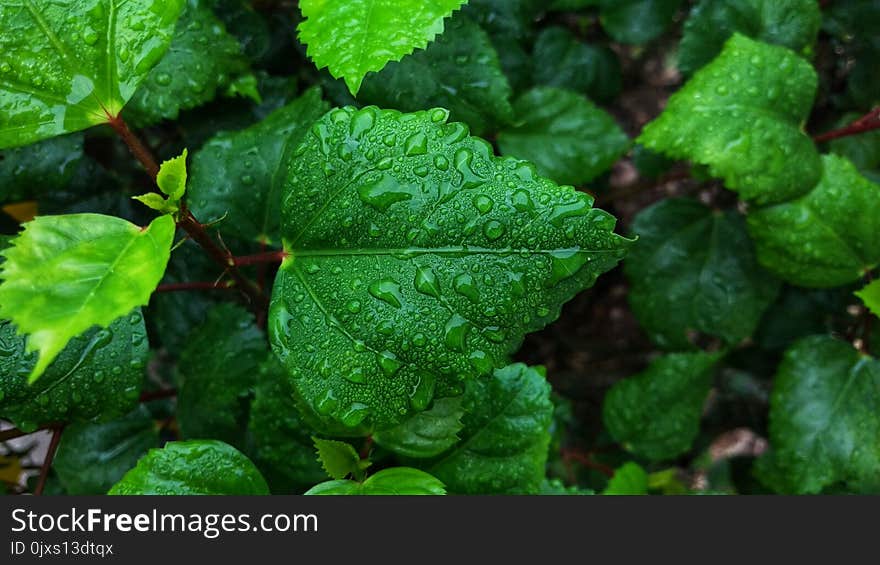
[561,447,614,478]
[814,107,880,143]
[233,250,290,266]
[34,426,64,496]
[107,115,270,311]
[107,115,160,179]
[0,423,61,443]
[155,281,235,293]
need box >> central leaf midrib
[291,246,622,258]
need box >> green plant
[0,0,878,496]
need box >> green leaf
[374,397,464,458]
[625,198,780,349]
[0,213,174,381]
[678,0,821,76]
[603,351,722,461]
[463,0,544,41]
[54,406,158,495]
[312,437,369,480]
[498,87,629,186]
[358,14,514,137]
[298,0,468,95]
[598,0,683,45]
[305,467,446,495]
[270,106,630,432]
[856,280,880,318]
[176,304,264,448]
[430,363,553,494]
[823,0,880,109]
[758,336,880,494]
[0,134,83,204]
[124,0,248,126]
[109,440,269,495]
[602,462,649,495]
[157,149,188,201]
[188,88,330,244]
[132,193,178,215]
[540,478,594,495]
[247,357,327,493]
[0,310,148,431]
[0,0,185,148]
[638,34,820,205]
[531,27,621,104]
[747,154,880,288]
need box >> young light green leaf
[625,198,780,349]
[0,0,185,148]
[247,357,328,494]
[430,364,553,494]
[358,14,514,137]
[269,106,631,433]
[109,440,270,495]
[298,0,468,95]
[747,155,880,288]
[374,397,464,459]
[312,437,370,480]
[188,88,330,244]
[639,34,820,205]
[0,311,148,432]
[678,0,821,75]
[305,467,446,495]
[602,462,649,495]
[124,0,248,126]
[603,352,722,462]
[498,87,629,186]
[157,149,188,201]
[54,406,159,495]
[177,304,264,449]
[598,0,683,45]
[758,336,880,494]
[132,193,178,215]
[531,27,621,104]
[0,213,174,381]
[856,280,880,318]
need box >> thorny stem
[34,426,64,496]
[814,107,880,143]
[233,250,290,267]
[108,114,269,311]
[155,281,236,293]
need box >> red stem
[34,426,64,496]
[0,423,61,442]
[814,107,880,143]
[107,114,269,311]
[233,250,290,266]
[139,388,178,402]
[561,448,614,478]
[155,281,235,293]
[107,115,160,179]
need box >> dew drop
[368,278,404,308]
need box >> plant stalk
[34,426,64,496]
[814,107,880,143]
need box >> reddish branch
[0,423,61,443]
[814,107,880,143]
[139,388,178,402]
[561,447,614,478]
[107,115,160,179]
[155,281,235,293]
[34,426,64,496]
[107,113,269,311]
[233,250,290,267]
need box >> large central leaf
[269,106,631,433]
[0,0,185,148]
